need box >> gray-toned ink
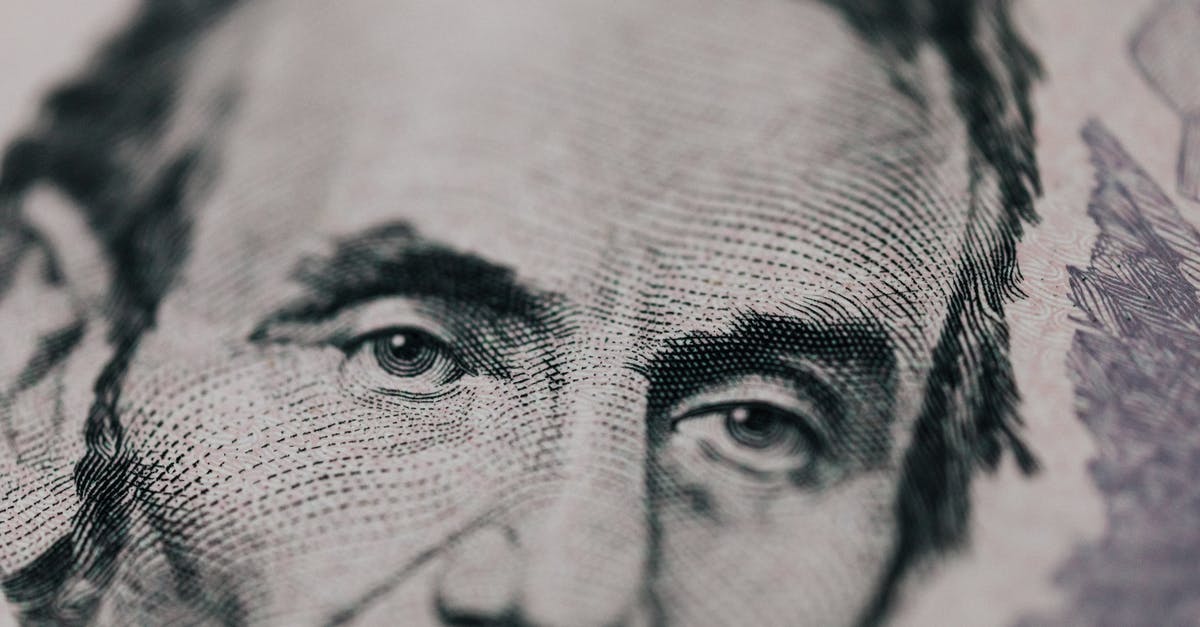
[1131,0,1200,202]
[1021,121,1200,627]
[0,2,1044,625]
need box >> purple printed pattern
[1131,0,1200,201]
[1024,121,1200,627]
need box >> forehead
[173,0,972,357]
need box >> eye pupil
[371,329,440,377]
[387,331,423,361]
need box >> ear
[0,184,114,578]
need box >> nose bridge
[553,357,651,478]
[514,360,653,626]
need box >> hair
[824,2,1043,624]
[0,1,1041,624]
[817,1,1044,624]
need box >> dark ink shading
[0,1,1045,625]
[829,2,1044,623]
[641,312,897,465]
[1020,121,1200,627]
[0,1,242,623]
[643,312,899,506]
[250,221,572,387]
[829,0,1042,226]
[252,223,551,332]
[1131,0,1200,202]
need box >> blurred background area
[0,1,134,150]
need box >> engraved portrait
[0,1,1042,625]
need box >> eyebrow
[250,221,553,336]
[638,311,896,411]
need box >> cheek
[652,471,897,626]
[113,342,531,616]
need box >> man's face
[102,0,976,624]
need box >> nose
[435,525,522,624]
[435,367,653,627]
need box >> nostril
[434,525,521,626]
[435,602,517,627]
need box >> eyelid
[336,302,487,379]
[340,325,478,378]
[259,296,513,379]
[255,298,458,347]
[665,374,840,443]
[337,299,456,342]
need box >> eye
[672,402,824,477]
[342,327,469,397]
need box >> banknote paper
[0,1,1196,625]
